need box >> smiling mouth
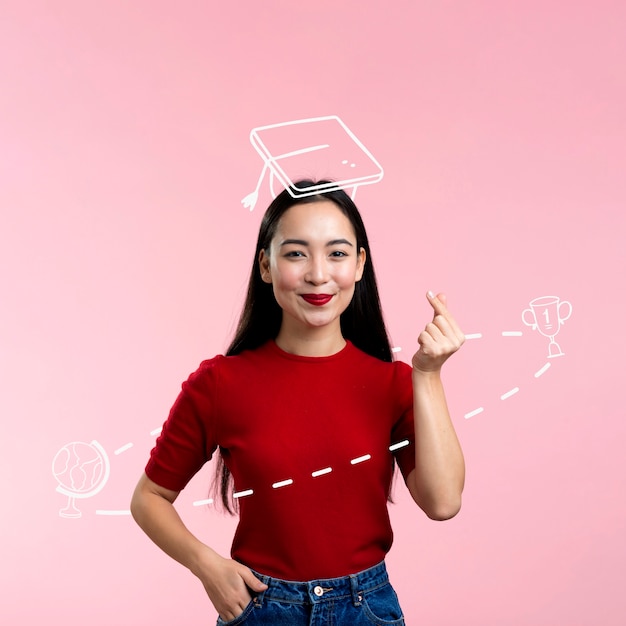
[301,294,333,306]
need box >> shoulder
[176,349,261,412]
[347,342,410,370]
[185,354,225,384]
[187,343,274,382]
[347,342,412,383]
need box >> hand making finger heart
[412,291,465,373]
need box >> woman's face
[259,200,366,339]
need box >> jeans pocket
[215,598,255,626]
[361,583,405,625]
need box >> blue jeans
[216,561,405,625]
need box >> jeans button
[313,585,324,597]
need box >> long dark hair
[213,181,393,512]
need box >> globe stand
[59,495,82,518]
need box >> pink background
[2,1,625,624]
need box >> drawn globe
[52,440,110,516]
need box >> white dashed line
[350,454,372,465]
[534,363,551,378]
[501,387,520,400]
[85,320,565,516]
[272,479,294,489]
[114,443,133,455]
[312,467,333,478]
[388,440,410,452]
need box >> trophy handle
[522,308,537,329]
[558,300,572,324]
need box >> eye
[330,250,348,258]
[284,250,305,258]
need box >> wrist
[412,367,442,380]
[188,544,221,580]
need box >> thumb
[241,568,268,591]
[426,290,448,317]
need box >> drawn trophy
[522,296,572,358]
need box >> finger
[427,290,448,319]
[422,321,446,343]
[240,567,268,592]
[221,590,252,622]
[422,312,465,350]
[420,325,459,356]
[427,291,464,342]
[430,314,458,341]
[417,331,441,358]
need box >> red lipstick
[301,294,333,306]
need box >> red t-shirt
[146,340,416,580]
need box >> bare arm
[405,292,465,520]
[130,473,267,621]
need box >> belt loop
[349,573,362,607]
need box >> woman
[131,181,465,625]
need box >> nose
[305,256,329,285]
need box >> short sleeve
[390,361,416,481]
[145,358,221,491]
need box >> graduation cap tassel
[241,162,268,211]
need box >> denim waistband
[251,561,390,606]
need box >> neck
[274,322,346,357]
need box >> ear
[355,247,366,282]
[258,249,272,283]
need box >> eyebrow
[280,238,354,247]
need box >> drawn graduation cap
[242,115,384,210]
